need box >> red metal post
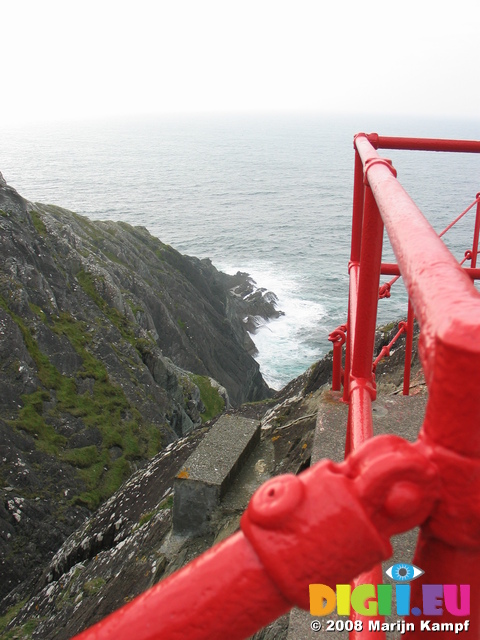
[344,148,366,402]
[346,167,385,454]
[343,156,387,637]
[332,340,342,391]
[354,134,480,637]
[344,262,358,406]
[402,299,414,395]
[350,184,384,383]
[329,325,347,391]
[471,194,480,268]
[351,147,366,263]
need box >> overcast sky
[2,0,480,125]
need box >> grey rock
[0,175,276,600]
[0,367,323,639]
[0,429,206,639]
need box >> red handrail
[71,136,480,639]
[366,134,480,153]
[333,190,480,404]
[351,134,480,637]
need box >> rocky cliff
[0,361,328,640]
[0,171,420,639]
[0,326,420,640]
[0,173,280,602]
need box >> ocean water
[1,113,479,389]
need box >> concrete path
[287,386,428,640]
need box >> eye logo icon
[386,563,424,582]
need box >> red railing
[73,136,480,640]
[332,167,480,403]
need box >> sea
[1,112,480,389]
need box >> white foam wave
[218,262,328,390]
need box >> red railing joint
[328,324,347,345]
[348,259,360,273]
[354,132,379,149]
[416,432,480,551]
[363,157,397,186]
[349,376,376,401]
[240,435,439,610]
[378,282,391,299]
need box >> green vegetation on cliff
[2,298,162,509]
[190,374,225,422]
[0,174,275,601]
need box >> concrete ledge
[288,391,429,640]
[173,415,260,534]
[311,390,348,464]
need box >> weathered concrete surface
[173,415,260,534]
[287,384,429,640]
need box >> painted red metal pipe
[328,325,346,392]
[331,340,343,391]
[465,267,480,280]
[471,194,480,268]
[351,148,365,264]
[380,262,400,276]
[71,531,291,640]
[350,185,384,383]
[354,133,480,637]
[381,262,480,280]
[402,300,414,396]
[343,261,359,406]
[344,149,366,403]
[350,566,385,639]
[372,321,407,373]
[365,134,480,154]
[438,196,480,239]
[345,168,387,636]
[346,179,384,451]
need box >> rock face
[0,360,328,640]
[0,429,208,640]
[0,176,279,600]
[0,245,419,640]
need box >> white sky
[2,0,480,124]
